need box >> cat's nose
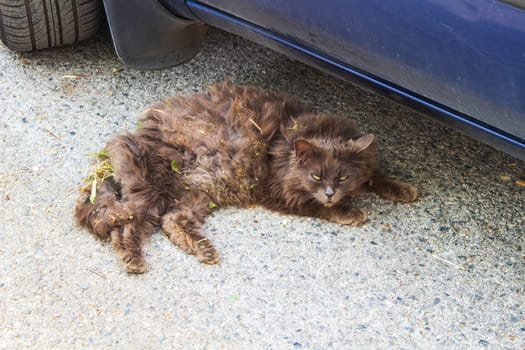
[324,186,335,199]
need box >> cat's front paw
[369,176,419,203]
[392,182,418,203]
[331,208,367,226]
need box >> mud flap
[103,0,206,69]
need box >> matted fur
[75,81,418,273]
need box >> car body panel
[193,0,525,140]
[161,0,525,159]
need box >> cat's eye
[338,175,349,182]
[311,174,322,181]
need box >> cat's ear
[350,134,375,153]
[294,138,314,163]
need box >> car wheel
[0,0,100,51]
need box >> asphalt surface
[0,28,524,349]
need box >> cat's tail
[75,176,133,240]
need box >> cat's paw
[195,238,220,265]
[331,208,367,226]
[123,256,147,274]
[392,182,418,203]
[369,176,419,203]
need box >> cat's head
[286,134,376,207]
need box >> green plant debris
[89,178,97,204]
[171,160,181,173]
[84,160,115,204]
[240,183,257,190]
[136,121,143,128]
[84,160,115,183]
[208,201,217,209]
[88,148,109,158]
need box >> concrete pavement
[0,28,523,349]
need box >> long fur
[75,81,418,273]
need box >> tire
[0,0,101,52]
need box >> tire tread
[0,0,100,51]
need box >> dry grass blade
[85,268,107,280]
[287,116,299,130]
[430,253,465,271]
[45,128,62,141]
[248,118,263,134]
[62,73,88,79]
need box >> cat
[75,81,418,273]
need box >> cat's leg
[110,217,152,273]
[366,173,418,203]
[76,178,131,240]
[161,191,219,264]
[318,206,368,226]
[264,198,367,226]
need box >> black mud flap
[103,0,206,69]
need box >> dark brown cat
[75,81,418,273]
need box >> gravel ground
[0,28,524,349]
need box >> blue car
[1,0,523,160]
